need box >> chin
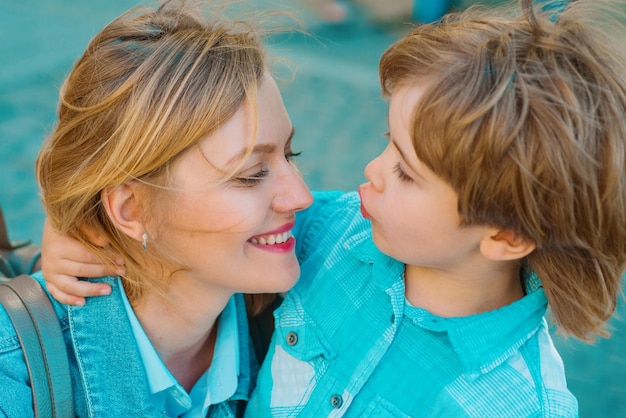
[258,265,300,294]
[370,232,396,259]
[277,270,301,293]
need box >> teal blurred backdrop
[0,1,623,416]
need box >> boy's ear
[480,229,536,261]
[101,183,144,242]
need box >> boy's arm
[41,219,115,306]
[44,191,346,306]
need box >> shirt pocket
[268,291,337,408]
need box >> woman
[0,1,312,416]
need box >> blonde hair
[36,0,276,310]
[379,0,626,341]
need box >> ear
[101,183,145,243]
[480,229,536,261]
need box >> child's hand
[41,218,121,306]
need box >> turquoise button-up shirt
[247,191,577,417]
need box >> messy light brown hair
[379,0,626,341]
[36,0,277,312]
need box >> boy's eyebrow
[226,126,295,167]
[391,138,409,164]
[390,138,416,171]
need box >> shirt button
[286,331,298,346]
[391,313,395,323]
[330,394,343,409]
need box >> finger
[48,274,112,297]
[42,218,103,265]
[84,229,112,248]
[46,281,87,306]
[58,258,123,279]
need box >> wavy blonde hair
[36,0,278,311]
[379,0,626,341]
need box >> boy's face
[358,81,492,271]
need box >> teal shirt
[120,280,239,417]
[248,191,578,417]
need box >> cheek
[164,192,253,235]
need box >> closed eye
[393,163,413,183]
[285,151,301,163]
[235,169,269,186]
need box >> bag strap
[0,206,42,278]
[0,275,74,417]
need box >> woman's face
[155,73,312,296]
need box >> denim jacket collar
[68,276,157,416]
[64,276,254,416]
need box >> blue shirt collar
[119,279,239,416]
[345,236,549,379]
[403,270,548,378]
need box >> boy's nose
[364,155,383,192]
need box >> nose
[363,153,384,192]
[273,163,313,213]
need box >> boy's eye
[235,169,269,186]
[393,163,413,183]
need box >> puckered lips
[358,185,371,220]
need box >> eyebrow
[390,138,409,165]
[390,138,416,173]
[386,113,410,167]
[225,126,295,167]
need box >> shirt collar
[343,226,548,379]
[193,294,239,412]
[119,279,239,416]
[404,270,548,379]
[344,226,405,292]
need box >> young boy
[41,0,625,416]
[249,0,625,415]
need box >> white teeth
[250,231,292,246]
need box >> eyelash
[235,151,301,186]
[286,151,301,162]
[236,169,269,186]
[393,163,413,183]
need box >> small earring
[142,233,148,251]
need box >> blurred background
[0,1,623,415]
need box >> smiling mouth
[249,230,293,245]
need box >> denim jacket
[0,274,256,418]
[248,191,577,417]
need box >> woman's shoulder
[0,273,68,351]
[0,296,20,352]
